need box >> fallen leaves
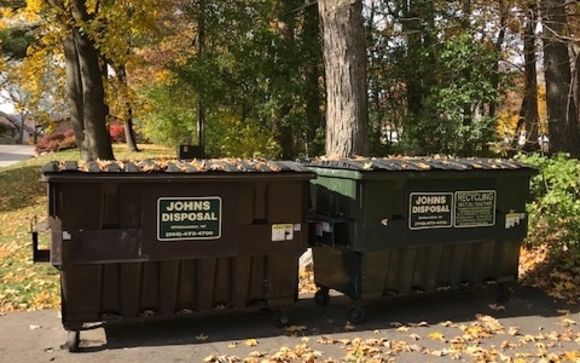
[244,339,259,347]
[519,245,580,304]
[427,331,445,342]
[343,321,355,331]
[195,334,209,342]
[284,325,307,336]
[559,317,576,327]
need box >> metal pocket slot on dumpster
[307,157,536,322]
[33,159,314,352]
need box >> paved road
[0,144,35,167]
[0,287,578,362]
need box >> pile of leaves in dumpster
[0,145,174,313]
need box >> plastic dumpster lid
[307,157,536,172]
[41,159,312,174]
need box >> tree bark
[70,0,114,161]
[116,64,139,152]
[488,1,506,117]
[62,33,89,159]
[270,0,300,159]
[318,0,369,158]
[196,0,206,155]
[72,26,114,160]
[541,0,578,156]
[403,0,423,116]
[520,6,540,151]
[303,1,323,157]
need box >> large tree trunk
[521,6,540,151]
[541,0,578,156]
[69,0,114,161]
[318,0,368,158]
[72,26,114,160]
[62,33,88,158]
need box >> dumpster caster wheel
[276,311,291,328]
[496,284,511,304]
[314,288,330,307]
[67,330,80,353]
[347,305,366,324]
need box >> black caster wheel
[496,284,511,304]
[347,305,366,324]
[314,288,330,307]
[275,311,292,328]
[67,330,80,353]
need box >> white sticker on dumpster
[157,197,222,241]
[454,190,496,228]
[272,224,294,241]
[408,192,453,230]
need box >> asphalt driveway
[0,286,578,362]
[0,144,35,167]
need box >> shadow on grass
[74,285,578,352]
[0,165,45,213]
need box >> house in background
[0,113,18,143]
[0,110,39,144]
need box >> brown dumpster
[33,159,314,352]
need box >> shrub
[516,153,580,273]
[109,123,125,143]
[35,131,77,154]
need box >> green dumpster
[307,157,535,322]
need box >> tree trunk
[66,0,114,161]
[303,1,323,157]
[271,0,299,159]
[116,64,139,152]
[573,50,580,155]
[403,0,423,116]
[123,109,139,152]
[541,0,578,156]
[196,0,206,155]
[62,33,88,159]
[72,25,114,160]
[318,0,368,158]
[488,1,506,117]
[520,7,539,152]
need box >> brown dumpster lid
[307,157,535,172]
[41,159,312,174]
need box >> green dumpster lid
[41,159,311,174]
[307,157,535,172]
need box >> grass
[0,144,174,312]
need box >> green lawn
[0,144,174,312]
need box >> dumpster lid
[41,159,312,174]
[307,157,535,172]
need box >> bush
[109,123,125,143]
[516,153,580,273]
[35,131,77,154]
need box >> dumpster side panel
[311,175,359,219]
[60,254,298,328]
